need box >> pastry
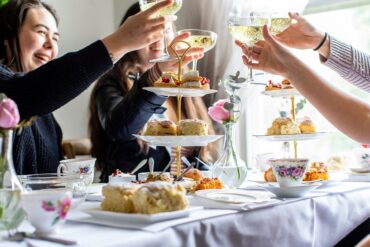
[299,118,317,133]
[265,80,282,91]
[263,167,277,182]
[144,119,177,136]
[145,172,172,182]
[184,168,204,181]
[132,182,188,214]
[181,71,210,89]
[266,117,301,135]
[154,72,180,87]
[304,162,329,181]
[193,177,223,191]
[281,79,294,89]
[101,184,138,213]
[178,119,208,136]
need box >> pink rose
[0,98,20,128]
[208,99,230,123]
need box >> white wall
[43,0,136,139]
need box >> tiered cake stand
[134,41,221,177]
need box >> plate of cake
[86,183,202,223]
[143,71,217,97]
[134,119,223,146]
[261,79,300,98]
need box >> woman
[89,3,217,182]
[0,0,174,174]
[235,23,370,143]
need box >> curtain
[304,0,370,14]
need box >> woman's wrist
[102,34,129,64]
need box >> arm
[95,68,167,142]
[275,13,370,91]
[237,26,370,143]
[322,36,370,91]
[0,41,112,120]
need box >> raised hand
[274,12,325,50]
[235,25,299,78]
[157,32,204,72]
[102,0,176,62]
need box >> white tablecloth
[2,182,370,247]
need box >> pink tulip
[0,98,20,128]
[208,100,230,123]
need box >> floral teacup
[21,190,72,235]
[268,158,309,187]
[57,158,96,185]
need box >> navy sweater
[0,41,112,174]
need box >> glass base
[149,55,178,63]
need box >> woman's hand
[274,12,325,50]
[235,25,300,79]
[103,0,176,62]
[157,32,204,72]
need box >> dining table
[1,178,370,247]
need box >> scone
[266,117,301,135]
[178,119,208,136]
[145,172,172,182]
[154,72,180,87]
[299,118,317,133]
[144,119,177,136]
[101,184,139,213]
[132,182,188,214]
[281,79,294,89]
[181,71,210,89]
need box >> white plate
[349,167,370,174]
[133,134,223,147]
[257,183,321,198]
[261,88,300,98]
[195,189,270,204]
[83,206,202,223]
[143,87,217,97]
[253,132,330,142]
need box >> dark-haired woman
[0,0,174,174]
[89,3,217,182]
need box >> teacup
[57,158,96,185]
[268,158,309,187]
[21,190,72,235]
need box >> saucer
[257,183,321,198]
[349,167,370,174]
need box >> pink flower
[0,98,20,128]
[58,197,71,219]
[208,99,230,123]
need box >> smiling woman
[0,0,174,175]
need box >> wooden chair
[62,138,92,159]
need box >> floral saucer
[257,183,321,198]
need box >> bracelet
[313,32,327,51]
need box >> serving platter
[260,88,300,98]
[133,134,223,147]
[195,189,270,204]
[143,87,217,97]
[253,132,330,142]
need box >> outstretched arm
[236,25,370,143]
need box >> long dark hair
[89,3,144,170]
[0,0,59,72]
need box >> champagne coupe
[177,29,217,71]
[269,13,292,35]
[139,0,183,63]
[228,16,268,83]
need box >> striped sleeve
[147,63,162,86]
[322,35,370,92]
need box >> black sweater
[0,41,112,174]
[94,74,171,182]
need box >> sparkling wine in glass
[139,0,183,63]
[177,29,217,71]
[228,16,268,83]
[270,13,292,35]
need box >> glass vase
[213,122,247,188]
[0,129,25,232]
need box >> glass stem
[192,59,198,71]
[248,46,254,82]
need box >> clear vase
[0,129,25,232]
[213,123,247,188]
